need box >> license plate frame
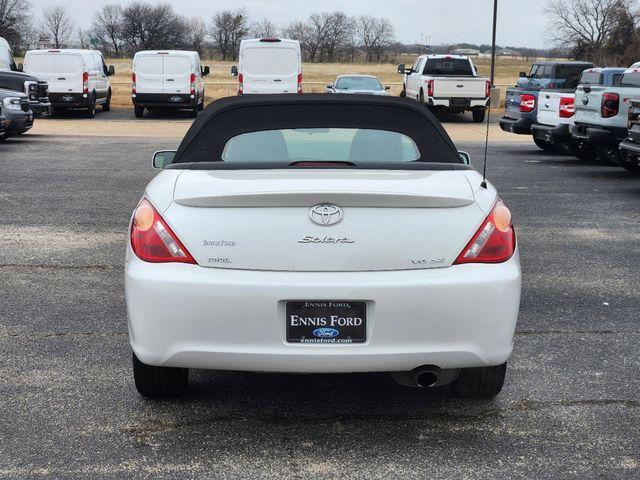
[286,301,367,344]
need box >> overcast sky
[29,0,550,49]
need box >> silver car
[326,75,390,95]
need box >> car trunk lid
[162,169,487,272]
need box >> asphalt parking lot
[1,132,639,479]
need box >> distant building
[450,48,480,56]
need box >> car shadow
[144,369,506,420]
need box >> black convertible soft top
[171,94,462,165]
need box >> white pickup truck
[398,54,490,122]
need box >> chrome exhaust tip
[392,366,460,388]
[414,370,438,388]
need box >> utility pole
[490,0,498,86]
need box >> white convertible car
[126,95,521,399]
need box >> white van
[132,50,209,118]
[24,49,115,118]
[231,38,302,95]
[0,37,17,71]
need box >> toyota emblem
[309,204,344,226]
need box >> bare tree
[76,28,91,49]
[251,18,278,38]
[322,12,354,62]
[208,9,249,60]
[92,4,123,57]
[0,0,31,47]
[283,20,312,60]
[305,13,334,62]
[120,2,189,52]
[545,0,636,60]
[355,15,394,62]
[189,17,207,56]
[41,5,75,48]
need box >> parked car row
[500,61,640,172]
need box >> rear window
[556,65,588,80]
[163,56,190,75]
[579,71,603,85]
[25,54,54,73]
[621,72,640,87]
[136,56,162,74]
[423,58,473,76]
[243,47,298,75]
[335,77,383,91]
[55,54,83,74]
[222,129,420,163]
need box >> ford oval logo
[582,96,589,105]
[309,204,344,226]
[313,328,340,338]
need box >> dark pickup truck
[0,70,50,115]
[500,61,594,135]
[617,99,640,172]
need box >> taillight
[130,199,196,264]
[485,80,491,98]
[238,73,243,95]
[297,73,303,94]
[427,79,434,97]
[559,96,575,118]
[454,200,516,265]
[131,72,136,94]
[190,73,196,95]
[601,92,619,118]
[520,94,536,113]
[82,71,89,94]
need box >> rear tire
[472,108,486,123]
[132,352,188,398]
[596,145,622,165]
[620,153,640,172]
[533,137,555,152]
[419,89,425,105]
[134,105,144,118]
[191,105,199,118]
[555,141,576,156]
[450,363,507,398]
[86,95,96,119]
[574,142,596,162]
[103,89,111,112]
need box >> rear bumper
[619,139,640,156]
[499,116,532,135]
[531,123,571,143]
[125,249,521,373]
[429,97,489,110]
[49,93,91,108]
[29,100,51,115]
[570,124,627,145]
[133,93,197,108]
